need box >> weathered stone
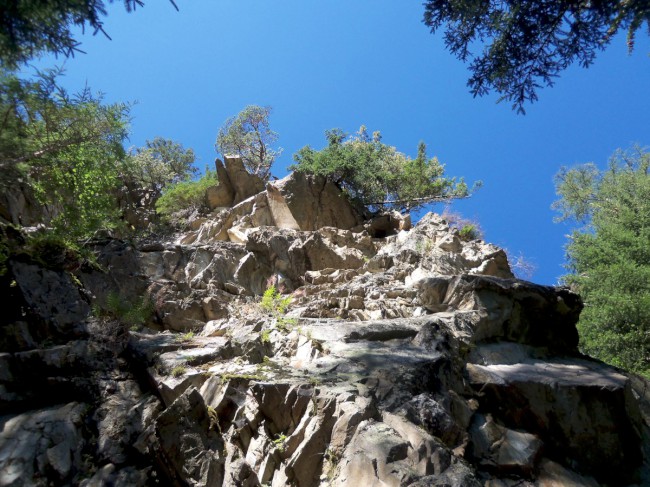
[443,275,582,352]
[150,387,225,486]
[266,183,301,230]
[11,261,90,334]
[6,198,650,487]
[0,402,87,485]
[408,461,482,487]
[224,155,266,205]
[206,159,236,209]
[273,172,364,231]
[94,380,161,465]
[466,359,643,484]
[468,413,542,476]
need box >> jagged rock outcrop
[2,171,650,486]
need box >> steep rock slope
[1,163,649,486]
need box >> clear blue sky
[29,1,650,285]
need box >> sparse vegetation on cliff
[156,170,218,220]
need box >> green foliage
[458,224,480,242]
[260,329,271,344]
[23,232,80,269]
[216,105,281,180]
[423,1,650,113]
[273,434,288,453]
[155,170,218,218]
[102,290,154,326]
[124,137,197,196]
[276,317,297,333]
[291,126,477,213]
[0,68,130,239]
[207,406,220,431]
[171,365,187,378]
[442,209,483,241]
[554,146,650,376]
[220,372,266,384]
[414,238,433,254]
[0,0,179,68]
[260,285,291,315]
[175,331,195,342]
[0,239,7,276]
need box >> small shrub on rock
[156,171,218,220]
[260,285,291,315]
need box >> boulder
[10,261,90,336]
[224,156,266,205]
[205,157,265,210]
[273,172,364,231]
[0,402,87,485]
[148,387,225,486]
[266,183,301,230]
[206,158,236,209]
[466,358,643,484]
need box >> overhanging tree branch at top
[423,0,650,113]
[0,0,179,68]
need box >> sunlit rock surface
[1,169,649,486]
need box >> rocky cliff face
[1,159,649,486]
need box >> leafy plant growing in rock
[175,331,195,343]
[441,208,483,241]
[207,406,220,432]
[260,284,291,315]
[220,372,266,384]
[260,284,296,333]
[458,224,481,241]
[273,434,288,453]
[260,329,271,344]
[415,237,434,254]
[155,170,218,223]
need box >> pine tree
[554,147,650,376]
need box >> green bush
[156,171,218,218]
[458,224,481,241]
[441,209,483,242]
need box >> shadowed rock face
[1,174,649,486]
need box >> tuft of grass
[441,208,483,241]
[220,372,266,384]
[207,406,220,432]
[171,365,187,377]
[415,237,433,253]
[276,317,297,333]
[175,331,195,342]
[458,224,481,241]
